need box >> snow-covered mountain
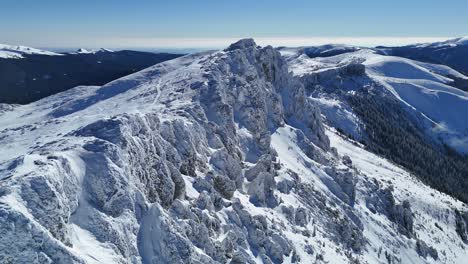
[377,37,468,77]
[0,43,62,59]
[1,39,468,264]
[282,47,468,154]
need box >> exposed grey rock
[20,175,71,245]
[247,172,277,207]
[336,216,366,252]
[210,149,243,188]
[245,154,275,181]
[138,204,193,264]
[0,206,84,264]
[213,175,236,199]
[366,184,414,236]
[455,209,468,243]
[343,63,366,76]
[193,176,214,193]
[365,185,395,215]
[230,249,256,264]
[295,207,310,227]
[195,191,213,212]
[277,178,295,194]
[265,233,292,263]
[342,155,352,167]
[391,200,414,236]
[324,167,357,206]
[224,38,257,52]
[281,205,295,223]
[304,244,314,255]
[416,239,438,260]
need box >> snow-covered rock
[0,43,62,59]
[0,39,467,264]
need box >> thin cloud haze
[23,36,452,50]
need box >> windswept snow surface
[1,39,468,263]
[284,48,468,153]
[0,43,62,59]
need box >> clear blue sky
[1,0,467,48]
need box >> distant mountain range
[0,44,182,104]
[376,37,468,74]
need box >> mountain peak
[455,36,468,45]
[96,48,114,53]
[224,38,257,51]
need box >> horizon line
[1,36,458,50]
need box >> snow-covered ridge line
[0,43,62,59]
[72,48,115,54]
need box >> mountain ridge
[1,39,468,264]
[0,48,182,104]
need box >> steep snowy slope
[1,39,468,264]
[325,129,468,263]
[0,43,62,59]
[283,48,468,154]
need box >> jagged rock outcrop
[247,171,277,207]
[416,239,438,260]
[324,167,357,206]
[365,185,414,236]
[455,209,468,243]
[391,200,414,236]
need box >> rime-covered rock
[248,172,277,207]
[210,149,243,187]
[416,239,438,260]
[224,38,257,52]
[342,155,352,167]
[392,200,414,236]
[294,207,310,227]
[455,209,468,243]
[213,175,237,199]
[324,167,357,206]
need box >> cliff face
[0,39,467,264]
